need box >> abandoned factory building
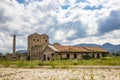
[28,33,109,61]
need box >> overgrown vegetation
[0,56,120,68]
[82,54,92,60]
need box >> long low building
[31,44,109,61]
[28,33,109,61]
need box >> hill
[75,43,120,53]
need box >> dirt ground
[0,67,120,80]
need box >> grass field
[0,56,120,68]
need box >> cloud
[0,0,120,53]
[0,8,11,23]
[98,10,120,34]
[70,30,120,45]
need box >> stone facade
[39,46,109,61]
[28,33,49,60]
[49,52,108,60]
[43,45,57,61]
[27,33,109,61]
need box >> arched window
[74,53,77,58]
[37,39,39,41]
[92,54,94,58]
[102,53,106,57]
[45,40,47,42]
[47,57,50,61]
[33,39,35,41]
[66,53,70,59]
[43,54,46,61]
[51,53,54,57]
[97,53,100,58]
[59,54,62,59]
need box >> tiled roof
[53,45,108,53]
[84,47,108,52]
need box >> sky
[0,0,120,53]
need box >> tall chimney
[13,34,16,54]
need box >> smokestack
[13,34,16,54]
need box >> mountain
[16,43,120,54]
[75,43,100,47]
[17,50,27,54]
[75,43,120,53]
[0,52,4,56]
[102,43,120,53]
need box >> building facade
[28,33,109,61]
[27,33,49,60]
[42,44,109,61]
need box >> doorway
[74,53,77,59]
[66,53,70,59]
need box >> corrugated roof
[48,45,59,52]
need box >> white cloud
[0,0,120,53]
[67,29,76,37]
[58,0,76,6]
[54,30,65,40]
[53,29,76,43]
[70,30,120,45]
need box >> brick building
[27,33,49,60]
[28,33,109,61]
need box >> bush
[4,62,10,67]
[82,54,92,60]
[73,62,78,65]
[101,57,112,60]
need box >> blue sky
[0,0,120,53]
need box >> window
[33,39,35,41]
[51,53,54,57]
[97,53,100,58]
[74,53,77,58]
[37,39,39,41]
[47,57,50,61]
[92,54,94,58]
[45,40,47,42]
[43,55,46,61]
[66,54,70,59]
[59,54,62,59]
[102,53,106,57]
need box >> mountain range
[17,43,120,54]
[75,43,120,54]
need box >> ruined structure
[28,33,109,61]
[27,33,49,60]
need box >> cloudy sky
[0,0,120,53]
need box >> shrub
[101,57,112,60]
[73,62,78,65]
[82,54,92,60]
[4,62,10,67]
